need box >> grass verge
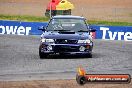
[0,14,49,22]
[0,14,132,26]
[88,20,132,26]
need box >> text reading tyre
[38,15,96,59]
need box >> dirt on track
[0,0,132,22]
[0,80,132,88]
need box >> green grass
[0,14,49,22]
[0,14,132,26]
[88,20,132,26]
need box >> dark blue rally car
[38,15,95,58]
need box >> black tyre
[39,49,48,59]
[86,53,92,58]
[89,53,92,58]
[76,75,86,85]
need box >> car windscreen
[46,18,88,32]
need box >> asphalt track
[0,35,132,81]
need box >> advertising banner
[0,20,47,35]
[91,25,132,41]
[0,20,132,41]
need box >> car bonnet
[41,31,90,40]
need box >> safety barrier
[0,20,132,41]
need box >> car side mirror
[87,25,96,32]
[90,29,96,32]
[89,27,96,32]
[38,26,45,31]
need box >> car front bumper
[39,43,93,55]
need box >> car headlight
[78,39,91,44]
[41,38,54,43]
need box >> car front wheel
[39,50,48,59]
[87,53,92,58]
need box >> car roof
[52,15,85,19]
